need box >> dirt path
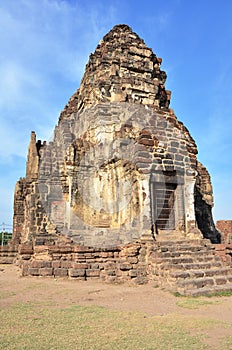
[1,264,232,348]
[1,264,231,319]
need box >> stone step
[155,250,216,258]
[0,250,17,264]
[182,283,232,297]
[177,277,215,289]
[157,245,214,253]
[152,239,232,296]
[169,268,232,279]
[178,277,214,289]
[0,256,16,264]
[176,275,232,289]
[158,268,232,281]
[0,252,17,257]
[158,261,223,271]
[155,255,220,265]
[157,239,212,248]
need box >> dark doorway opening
[151,182,177,230]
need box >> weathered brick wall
[216,220,232,244]
[59,24,170,121]
[214,244,232,266]
[17,241,149,284]
[15,238,232,285]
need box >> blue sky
[0,0,231,227]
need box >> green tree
[0,231,12,245]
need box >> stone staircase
[0,245,18,264]
[150,239,232,296]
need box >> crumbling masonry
[8,25,232,295]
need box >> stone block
[136,163,150,169]
[72,263,88,269]
[134,276,148,284]
[69,268,86,277]
[39,268,53,276]
[86,269,100,277]
[214,244,226,251]
[135,151,152,159]
[28,268,39,276]
[175,154,184,161]
[129,269,137,277]
[61,260,72,268]
[138,138,154,146]
[157,120,167,128]
[100,252,109,258]
[31,260,52,268]
[119,262,133,271]
[52,261,61,268]
[215,277,227,285]
[170,141,179,148]
[54,268,68,277]
[192,271,204,278]
[170,272,190,279]
[19,245,33,254]
[90,263,100,269]
[0,257,15,264]
[194,278,214,288]
[56,245,73,253]
[105,269,116,276]
[127,257,138,264]
[227,276,232,282]
[136,267,147,276]
[135,157,152,164]
[205,270,217,277]
[105,276,118,283]
[105,262,116,270]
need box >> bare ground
[1,264,232,348]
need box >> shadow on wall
[194,187,221,243]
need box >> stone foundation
[16,241,149,285]
[11,238,232,295]
[0,245,18,264]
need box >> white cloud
[0,0,119,223]
[0,62,42,108]
[0,185,15,225]
[0,0,118,155]
[157,13,170,28]
[213,175,231,220]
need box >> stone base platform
[0,238,228,296]
[149,239,232,296]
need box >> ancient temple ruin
[10,25,232,295]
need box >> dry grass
[176,297,221,309]
[0,302,206,350]
[0,265,232,350]
[1,301,231,350]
